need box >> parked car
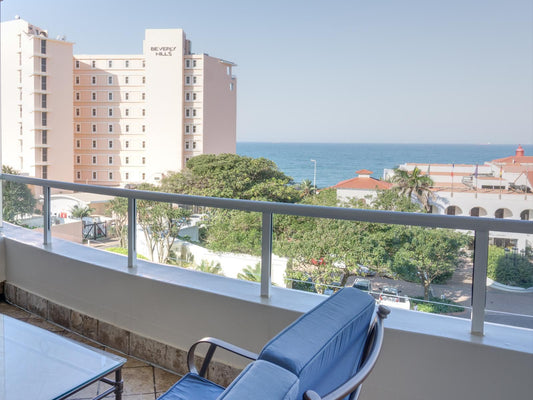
[357,264,376,277]
[352,278,371,292]
[378,286,411,310]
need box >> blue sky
[2,0,532,144]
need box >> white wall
[1,224,532,400]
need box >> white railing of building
[1,173,532,335]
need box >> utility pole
[310,159,317,192]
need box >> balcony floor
[0,300,179,399]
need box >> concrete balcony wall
[0,223,532,400]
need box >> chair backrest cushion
[217,360,299,400]
[258,288,375,399]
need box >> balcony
[0,174,532,400]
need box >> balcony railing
[1,173,531,335]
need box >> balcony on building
[0,173,531,400]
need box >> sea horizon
[236,142,533,188]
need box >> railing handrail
[2,173,531,234]
[1,173,532,336]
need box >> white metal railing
[1,173,532,335]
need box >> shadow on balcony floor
[0,300,179,399]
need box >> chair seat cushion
[157,373,225,400]
[258,287,375,399]
[217,360,299,400]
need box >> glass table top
[0,314,126,400]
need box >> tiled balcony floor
[0,300,180,399]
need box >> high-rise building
[1,19,74,183]
[1,19,237,186]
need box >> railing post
[43,186,51,245]
[128,198,137,268]
[261,212,273,298]
[471,229,489,335]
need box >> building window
[185,109,190,117]
[92,171,97,180]
[75,60,80,69]
[108,156,113,164]
[186,59,191,68]
[41,58,47,73]
[192,109,197,117]
[76,156,81,164]
[108,76,113,85]
[91,60,96,68]
[125,109,129,116]
[142,173,146,180]
[185,125,190,134]
[125,157,129,164]
[125,172,129,180]
[142,93,146,100]
[193,60,197,67]
[125,125,129,132]
[125,60,129,68]
[41,112,47,126]
[142,109,146,116]
[125,141,129,148]
[186,93,190,101]
[193,76,197,84]
[125,93,129,100]
[142,76,146,84]
[230,82,234,91]
[41,76,47,91]
[41,94,47,108]
[76,124,81,132]
[40,39,46,54]
[192,125,196,133]
[108,124,113,133]
[76,139,81,148]
[92,92,97,101]
[142,60,146,68]
[142,125,146,132]
[42,166,48,179]
[185,76,191,85]
[75,76,80,85]
[42,148,48,162]
[92,76,96,85]
[75,108,80,116]
[108,140,113,148]
[142,141,146,148]
[108,60,113,68]
[192,141,196,149]
[125,76,129,84]
[185,141,190,150]
[142,157,146,164]
[108,108,113,117]
[76,92,80,101]
[108,92,113,101]
[76,171,81,179]
[92,140,97,148]
[92,156,97,164]
[42,130,47,144]
[193,93,197,100]
[92,108,97,117]
[92,124,97,133]
[109,172,113,180]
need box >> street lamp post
[310,159,317,192]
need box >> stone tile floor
[0,300,180,399]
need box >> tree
[70,205,94,219]
[391,227,467,300]
[193,260,224,276]
[136,184,192,264]
[2,165,36,223]
[106,197,128,247]
[299,179,315,197]
[391,167,434,212]
[237,263,261,282]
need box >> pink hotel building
[1,18,237,186]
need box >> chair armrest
[304,305,391,400]
[187,337,259,378]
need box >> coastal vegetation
[1,165,36,223]
[487,245,533,288]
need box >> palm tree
[237,263,261,282]
[194,260,224,276]
[300,179,315,197]
[391,167,434,212]
[70,205,94,219]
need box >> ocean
[236,143,533,188]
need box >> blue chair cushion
[258,287,375,399]
[217,360,299,400]
[157,372,225,400]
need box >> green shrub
[106,247,149,260]
[411,297,465,314]
[487,246,533,288]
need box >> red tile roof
[490,155,533,165]
[356,169,373,175]
[334,176,392,190]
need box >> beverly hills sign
[150,46,176,56]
